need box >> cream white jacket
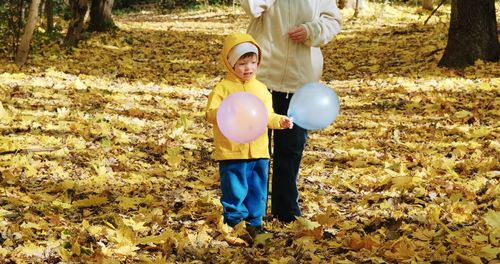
[240,0,342,93]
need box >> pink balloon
[216,92,268,144]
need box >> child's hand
[280,117,294,129]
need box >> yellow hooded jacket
[205,32,286,161]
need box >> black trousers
[270,91,308,222]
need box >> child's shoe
[246,225,269,238]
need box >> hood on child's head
[221,32,262,73]
[227,42,259,68]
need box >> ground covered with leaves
[0,3,499,263]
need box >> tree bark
[45,0,54,32]
[88,0,116,32]
[354,0,359,17]
[14,0,41,67]
[64,0,89,47]
[337,0,346,9]
[438,0,500,69]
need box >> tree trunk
[422,0,433,10]
[88,0,116,32]
[438,0,499,69]
[14,0,41,67]
[64,0,89,47]
[354,0,359,17]
[5,0,24,57]
[45,0,54,32]
[337,0,346,9]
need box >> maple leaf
[490,229,500,247]
[412,229,435,241]
[295,216,320,230]
[295,236,318,252]
[123,218,149,233]
[483,210,500,247]
[253,233,273,247]
[390,175,415,190]
[73,195,108,208]
[455,253,482,264]
[15,242,45,258]
[384,236,418,261]
[82,220,104,236]
[347,232,378,250]
[292,216,324,239]
[0,247,9,256]
[483,210,500,229]
[0,102,11,121]
[314,207,339,228]
[136,230,174,245]
[163,148,183,168]
[114,243,139,256]
[116,196,141,210]
[214,220,249,246]
[479,245,500,260]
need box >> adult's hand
[288,25,308,43]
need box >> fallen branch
[425,48,444,57]
[0,147,61,156]
[424,0,447,25]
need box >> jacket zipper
[279,0,291,93]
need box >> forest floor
[0,3,499,263]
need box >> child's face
[233,54,258,82]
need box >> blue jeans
[271,92,308,222]
[219,159,269,227]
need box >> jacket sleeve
[268,113,287,130]
[240,0,275,18]
[303,0,342,47]
[261,89,286,130]
[205,85,224,125]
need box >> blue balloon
[287,83,340,130]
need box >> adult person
[240,0,342,223]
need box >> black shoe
[246,225,269,238]
[275,215,298,224]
